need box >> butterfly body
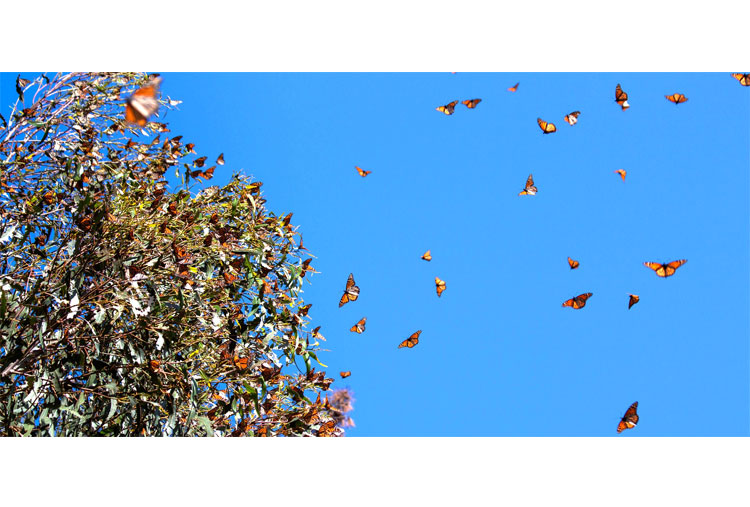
[462,98,482,109]
[562,292,592,309]
[643,259,687,278]
[665,93,687,104]
[398,330,422,349]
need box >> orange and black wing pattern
[355,166,372,177]
[562,292,593,309]
[462,98,482,109]
[435,277,446,297]
[537,117,557,134]
[421,250,432,261]
[339,273,360,307]
[564,111,581,125]
[628,294,640,309]
[617,401,639,433]
[125,76,162,126]
[615,84,630,110]
[350,317,367,334]
[340,371,351,378]
[568,257,580,270]
[732,73,750,86]
[519,174,537,196]
[398,330,422,349]
[643,259,687,278]
[666,93,688,104]
[614,169,627,181]
[508,82,519,92]
[436,101,459,115]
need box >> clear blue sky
[2,72,748,436]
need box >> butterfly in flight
[508,82,519,92]
[355,166,371,177]
[568,257,580,270]
[617,401,639,433]
[398,330,422,349]
[435,277,446,297]
[216,153,225,165]
[350,317,366,334]
[340,371,351,378]
[643,259,687,278]
[436,101,459,115]
[537,118,557,134]
[564,111,581,125]
[421,250,432,261]
[615,84,630,110]
[125,76,162,126]
[562,292,593,309]
[339,273,360,307]
[731,73,750,86]
[614,169,627,181]
[462,98,482,109]
[627,294,640,309]
[665,93,688,104]
[519,174,537,196]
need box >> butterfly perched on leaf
[568,257,580,270]
[564,111,581,125]
[398,330,421,349]
[125,76,162,126]
[340,371,351,378]
[421,250,432,261]
[436,101,459,115]
[617,401,639,433]
[339,273,360,307]
[355,166,371,177]
[615,84,630,110]
[562,292,592,309]
[519,174,537,196]
[462,98,482,109]
[665,93,688,104]
[537,118,556,134]
[435,277,446,297]
[350,317,366,334]
[732,73,750,86]
[317,420,338,437]
[614,169,626,181]
[644,259,686,278]
[508,82,519,92]
[628,294,640,309]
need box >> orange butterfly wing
[562,292,592,309]
[339,273,360,307]
[436,101,459,115]
[355,166,372,177]
[564,111,581,125]
[617,402,639,433]
[615,169,626,181]
[568,257,580,269]
[628,294,640,309]
[666,93,687,104]
[462,98,482,108]
[350,317,366,333]
[644,259,686,277]
[125,77,162,126]
[398,330,421,348]
[731,73,750,86]
[421,250,432,261]
[537,118,556,134]
[615,84,630,110]
[340,371,351,378]
[435,277,446,297]
[508,83,519,92]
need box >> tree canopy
[0,72,343,436]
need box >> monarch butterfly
[436,101,459,115]
[643,259,687,278]
[398,330,421,349]
[350,317,366,334]
[194,156,207,168]
[355,166,371,177]
[223,272,238,285]
[519,174,537,196]
[615,84,630,110]
[339,273,360,307]
[340,371,351,378]
[421,250,432,261]
[617,401,639,433]
[568,257,580,270]
[537,118,556,134]
[311,326,325,341]
[614,169,626,181]
[298,303,312,317]
[628,294,640,309]
[317,420,337,437]
[508,82,519,92]
[562,292,593,309]
[665,93,688,104]
[125,76,162,126]
[233,356,249,369]
[462,98,482,109]
[435,277,446,297]
[300,258,318,278]
[216,153,225,165]
[564,111,581,125]
[731,73,750,86]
